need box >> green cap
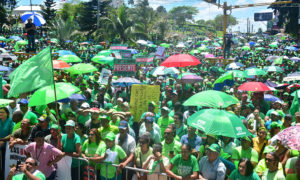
[148,101,157,107]
[263,145,275,154]
[270,122,280,129]
[104,103,113,110]
[50,124,59,130]
[241,136,252,143]
[208,143,220,153]
[98,115,110,120]
[105,132,116,141]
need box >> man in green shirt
[162,127,181,160]
[19,99,38,125]
[6,157,46,180]
[157,107,174,138]
[262,152,286,180]
[98,115,119,139]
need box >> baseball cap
[65,120,75,127]
[208,143,220,153]
[19,99,29,104]
[241,136,252,143]
[105,132,116,141]
[50,124,59,130]
[161,106,169,112]
[80,102,90,109]
[145,116,154,123]
[38,114,48,122]
[270,122,280,129]
[148,101,156,107]
[263,145,275,154]
[118,120,128,129]
[271,111,279,116]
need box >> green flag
[8,47,53,97]
[289,91,299,116]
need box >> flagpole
[49,46,60,126]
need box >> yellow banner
[130,85,160,122]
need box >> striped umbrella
[21,11,46,26]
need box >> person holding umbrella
[25,18,36,52]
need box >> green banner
[135,55,155,65]
[110,44,128,50]
[113,58,136,76]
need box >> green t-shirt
[229,169,260,180]
[82,140,99,157]
[232,146,258,166]
[12,170,45,180]
[24,111,38,125]
[285,157,299,180]
[77,114,91,125]
[255,159,284,176]
[262,170,286,180]
[157,116,174,138]
[61,133,81,167]
[134,146,153,167]
[162,140,181,159]
[12,121,21,133]
[170,154,199,177]
[96,145,127,179]
[110,118,120,127]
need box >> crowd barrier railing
[74,157,171,180]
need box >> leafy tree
[270,1,300,38]
[0,0,17,11]
[0,5,8,31]
[77,0,111,32]
[128,0,134,6]
[51,18,79,48]
[40,0,56,25]
[257,28,263,34]
[100,6,135,43]
[213,14,237,31]
[156,6,167,14]
[169,6,199,26]
[57,3,82,22]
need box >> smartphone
[16,160,21,171]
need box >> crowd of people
[0,28,299,180]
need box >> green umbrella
[183,90,239,108]
[242,46,251,51]
[91,56,114,65]
[97,50,112,56]
[269,44,278,48]
[255,47,265,51]
[0,36,7,41]
[245,68,266,76]
[189,49,200,55]
[67,63,98,75]
[263,66,284,73]
[198,46,208,51]
[94,45,104,50]
[147,44,157,48]
[16,40,28,46]
[29,83,80,107]
[210,66,225,73]
[223,70,247,78]
[58,55,82,63]
[160,43,170,48]
[187,109,251,138]
[51,38,59,44]
[0,99,13,107]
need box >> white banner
[5,144,27,178]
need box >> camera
[16,160,21,171]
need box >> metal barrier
[73,157,170,180]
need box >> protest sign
[110,44,128,50]
[130,85,160,122]
[135,55,155,65]
[156,46,165,57]
[113,58,136,76]
[5,144,27,178]
[99,68,111,85]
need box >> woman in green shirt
[229,158,260,180]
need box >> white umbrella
[136,40,147,45]
[21,11,45,26]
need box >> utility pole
[97,0,100,28]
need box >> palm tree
[51,17,79,48]
[100,6,135,44]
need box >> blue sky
[18,0,275,32]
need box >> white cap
[81,102,90,109]
[271,111,279,116]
